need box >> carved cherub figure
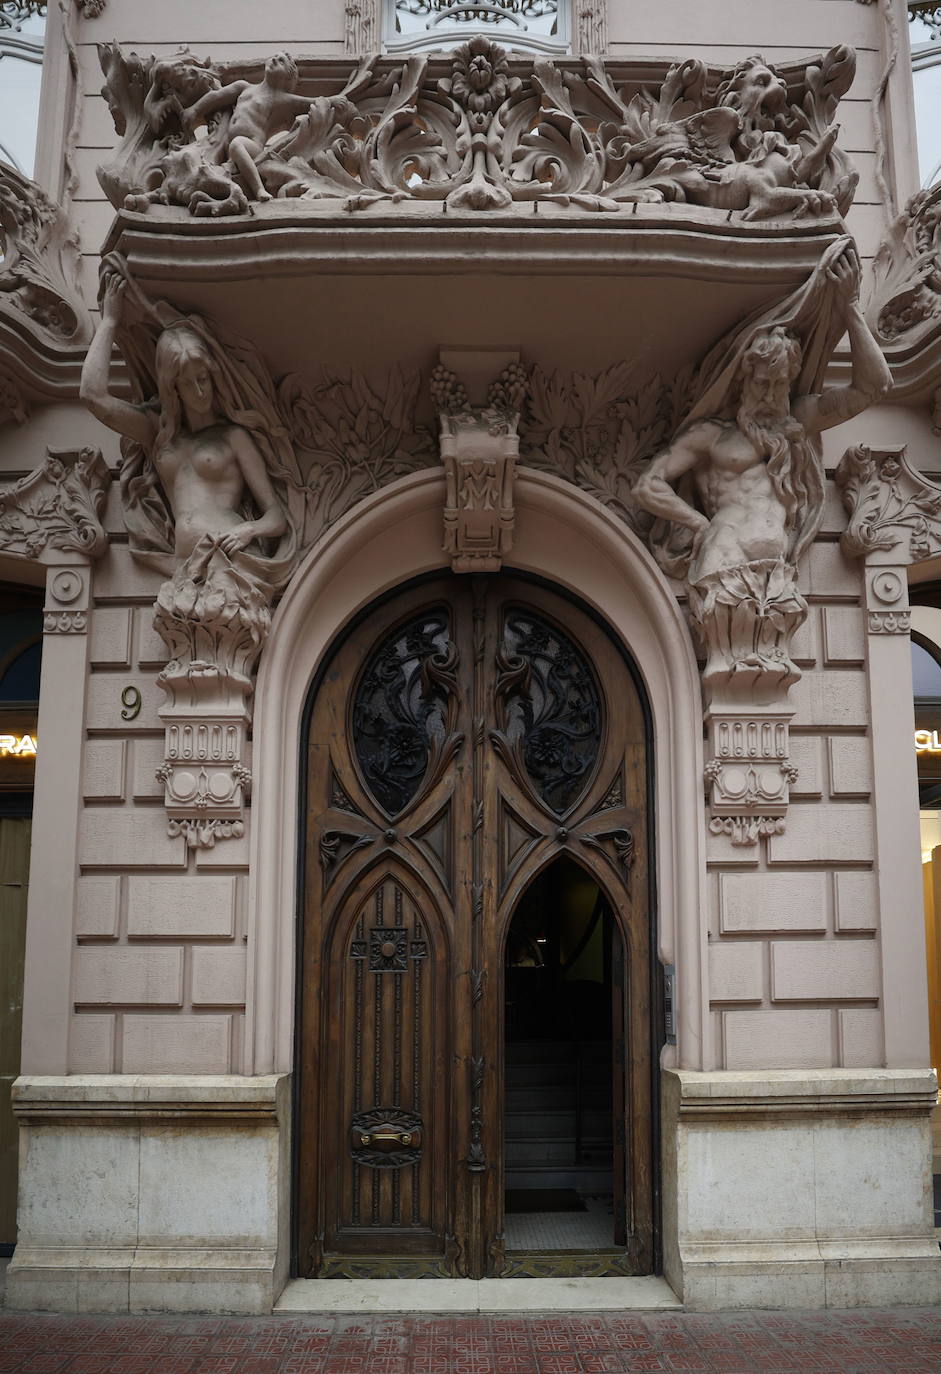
[182,51,314,202]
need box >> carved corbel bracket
[433,355,524,574]
[157,714,251,850]
[704,707,797,847]
[0,447,110,565]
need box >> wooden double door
[297,575,653,1278]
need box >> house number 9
[120,686,142,721]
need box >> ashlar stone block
[718,872,828,935]
[828,736,873,798]
[75,876,121,940]
[190,947,247,1007]
[80,810,186,871]
[67,1015,115,1073]
[822,606,866,666]
[89,608,132,669]
[767,804,873,866]
[708,942,764,1003]
[770,940,880,1003]
[789,670,868,729]
[839,1008,883,1068]
[724,1009,834,1069]
[73,948,184,1007]
[833,871,878,934]
[82,740,126,803]
[127,876,237,940]
[121,1015,231,1074]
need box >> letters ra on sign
[0,734,37,758]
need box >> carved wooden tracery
[298,575,651,1279]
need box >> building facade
[1,0,941,1314]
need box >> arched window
[0,3,45,176]
[910,3,941,187]
[384,0,570,56]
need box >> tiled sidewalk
[1,1309,941,1373]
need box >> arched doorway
[503,857,630,1273]
[295,571,655,1278]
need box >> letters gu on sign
[915,730,941,753]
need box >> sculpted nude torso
[683,419,788,580]
[633,243,892,587]
[154,422,270,561]
[80,272,288,564]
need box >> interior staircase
[504,1039,613,1194]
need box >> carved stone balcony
[97,42,857,385]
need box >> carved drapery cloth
[95,40,858,222]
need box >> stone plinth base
[6,1075,290,1314]
[662,1068,941,1310]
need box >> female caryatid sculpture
[81,262,305,709]
[633,236,891,702]
[81,261,307,844]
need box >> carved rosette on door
[298,577,652,1279]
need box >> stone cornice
[11,1073,289,1125]
[105,207,845,286]
[667,1068,939,1120]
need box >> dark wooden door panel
[298,575,653,1279]
[324,868,448,1252]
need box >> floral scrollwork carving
[0,159,91,346]
[0,447,110,562]
[867,183,941,345]
[835,444,941,564]
[351,609,464,818]
[95,39,859,221]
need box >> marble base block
[5,1075,290,1315]
[662,1068,941,1310]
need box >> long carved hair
[153,323,220,456]
[735,326,817,542]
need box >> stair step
[504,1110,612,1139]
[505,1139,613,1165]
[505,1166,614,1191]
[505,1086,610,1112]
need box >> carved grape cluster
[430,364,469,415]
[488,362,528,416]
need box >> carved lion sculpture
[125,144,248,217]
[624,55,839,222]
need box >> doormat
[504,1189,587,1214]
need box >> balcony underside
[108,205,844,386]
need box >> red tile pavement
[0,1310,939,1373]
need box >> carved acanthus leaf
[866,184,941,345]
[835,444,941,564]
[279,366,437,548]
[0,159,91,346]
[0,447,110,561]
[95,41,859,222]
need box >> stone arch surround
[247,465,709,1077]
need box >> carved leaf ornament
[96,40,859,222]
[351,609,463,817]
[493,609,602,815]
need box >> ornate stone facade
[94,40,858,222]
[4,0,941,1320]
